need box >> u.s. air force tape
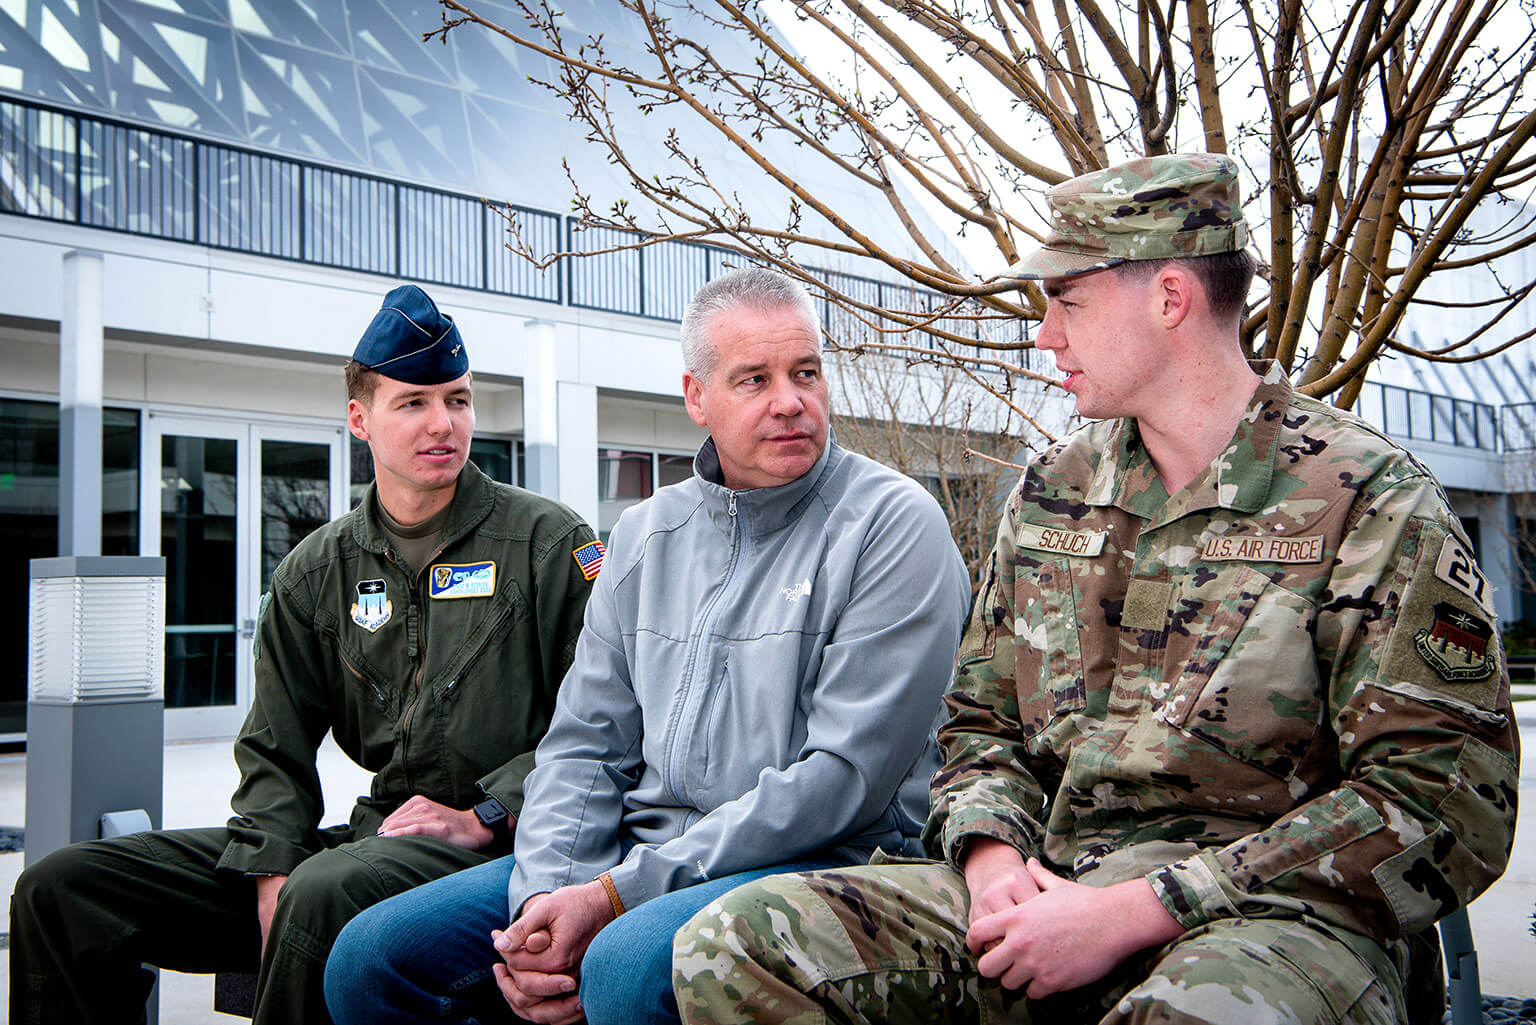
[1201,534,1325,563]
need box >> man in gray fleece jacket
[324,267,971,1025]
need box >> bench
[214,972,259,1017]
[1441,908,1480,1025]
[210,907,1488,1020]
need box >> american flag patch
[573,540,605,580]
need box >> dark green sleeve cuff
[477,750,538,823]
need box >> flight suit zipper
[396,539,449,796]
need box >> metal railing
[1352,381,1503,451]
[0,91,994,349]
[1502,402,1536,452]
[1,93,1526,420]
[1,95,564,305]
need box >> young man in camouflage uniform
[11,284,598,1025]
[672,154,1521,1024]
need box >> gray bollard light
[25,555,166,868]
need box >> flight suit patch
[573,541,606,580]
[429,561,496,599]
[350,579,393,632]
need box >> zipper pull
[728,492,737,517]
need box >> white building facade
[1,0,1530,745]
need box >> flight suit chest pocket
[338,645,398,717]
[432,586,521,702]
[1016,556,1087,735]
[1159,564,1320,778]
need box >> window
[1518,518,1536,629]
[658,453,692,488]
[159,434,238,709]
[2,399,140,734]
[597,448,694,541]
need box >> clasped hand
[490,880,616,1024]
[963,845,1183,1000]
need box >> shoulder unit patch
[1433,535,1496,616]
[1414,602,1497,683]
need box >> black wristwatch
[472,795,512,840]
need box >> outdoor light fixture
[29,561,165,703]
[25,555,166,871]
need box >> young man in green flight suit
[672,154,1520,1024]
[11,284,600,1025]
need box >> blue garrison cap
[352,285,468,384]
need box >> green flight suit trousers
[9,826,496,1025]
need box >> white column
[519,319,600,528]
[1480,492,1520,625]
[557,381,599,529]
[522,319,560,498]
[60,250,105,557]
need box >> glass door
[254,426,343,594]
[143,415,343,740]
[144,416,248,739]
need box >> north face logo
[782,577,812,602]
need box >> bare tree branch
[433,0,1536,442]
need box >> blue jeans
[323,854,843,1025]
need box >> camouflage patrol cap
[1005,153,1248,280]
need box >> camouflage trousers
[672,862,1405,1025]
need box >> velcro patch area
[1383,538,1501,708]
[1122,578,1173,632]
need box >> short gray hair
[679,267,821,380]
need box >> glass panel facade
[598,449,653,501]
[658,453,692,489]
[2,401,141,733]
[0,0,619,205]
[469,437,517,491]
[104,408,142,555]
[160,434,237,709]
[597,447,650,541]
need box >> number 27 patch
[1434,536,1496,617]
